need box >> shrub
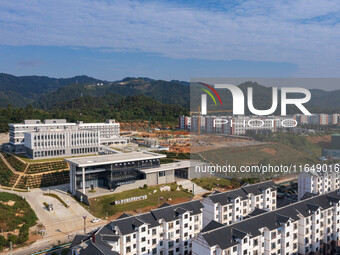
[18,224,29,244]
[7,234,18,246]
[43,193,69,208]
[61,248,70,255]
[0,236,6,250]
[1,153,27,172]
[143,184,148,189]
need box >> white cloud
[0,0,340,76]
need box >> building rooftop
[70,200,204,254]
[200,190,340,250]
[65,151,166,167]
[140,160,203,174]
[207,180,277,205]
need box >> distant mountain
[190,81,340,114]
[34,77,190,109]
[0,73,104,107]
[1,73,340,114]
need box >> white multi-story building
[202,181,277,227]
[7,119,128,159]
[70,200,204,255]
[77,119,125,146]
[8,119,75,153]
[193,190,340,255]
[179,116,191,130]
[298,168,340,200]
[180,116,296,135]
[182,114,340,135]
[330,114,339,125]
[319,114,329,125]
[24,128,100,159]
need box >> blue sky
[0,0,340,87]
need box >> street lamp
[83,216,87,234]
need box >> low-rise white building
[202,181,277,227]
[193,190,340,255]
[298,167,340,200]
[6,119,129,159]
[70,200,204,255]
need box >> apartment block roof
[200,190,340,250]
[208,180,277,205]
[71,199,204,254]
[69,229,120,255]
[111,200,204,235]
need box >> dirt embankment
[306,135,331,148]
[0,133,9,145]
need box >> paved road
[0,185,106,255]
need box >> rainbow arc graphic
[200,82,223,106]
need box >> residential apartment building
[181,114,340,134]
[70,200,204,255]
[331,114,339,125]
[6,119,128,159]
[179,116,191,131]
[298,167,340,200]
[202,181,277,227]
[181,115,296,135]
[295,114,340,126]
[193,190,340,255]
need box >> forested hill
[1,73,340,113]
[1,73,340,133]
[0,94,188,132]
[0,73,103,107]
[34,78,190,109]
[0,73,190,108]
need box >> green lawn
[87,183,193,218]
[192,177,241,190]
[0,192,37,232]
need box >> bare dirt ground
[0,133,9,145]
[190,134,265,153]
[272,174,297,184]
[260,147,277,156]
[306,135,331,148]
[120,121,173,131]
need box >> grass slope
[87,183,193,218]
[0,192,37,232]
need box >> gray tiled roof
[117,213,132,219]
[112,200,203,235]
[248,207,267,217]
[208,180,276,205]
[201,190,340,250]
[202,220,225,233]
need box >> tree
[0,236,6,250]
[7,234,18,246]
[18,224,29,244]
